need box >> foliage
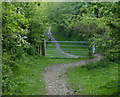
[2,2,29,57]
[2,2,50,95]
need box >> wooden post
[41,39,46,56]
[88,45,93,57]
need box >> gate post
[92,44,96,54]
[88,44,93,57]
[41,39,46,56]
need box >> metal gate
[46,41,89,58]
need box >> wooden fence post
[41,39,46,56]
[88,45,93,57]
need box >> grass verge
[66,59,119,95]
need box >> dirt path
[43,25,102,95]
[43,54,102,95]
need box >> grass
[66,59,119,95]
[51,24,67,41]
[3,55,87,95]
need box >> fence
[45,40,92,58]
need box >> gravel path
[43,54,102,95]
[43,25,102,95]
